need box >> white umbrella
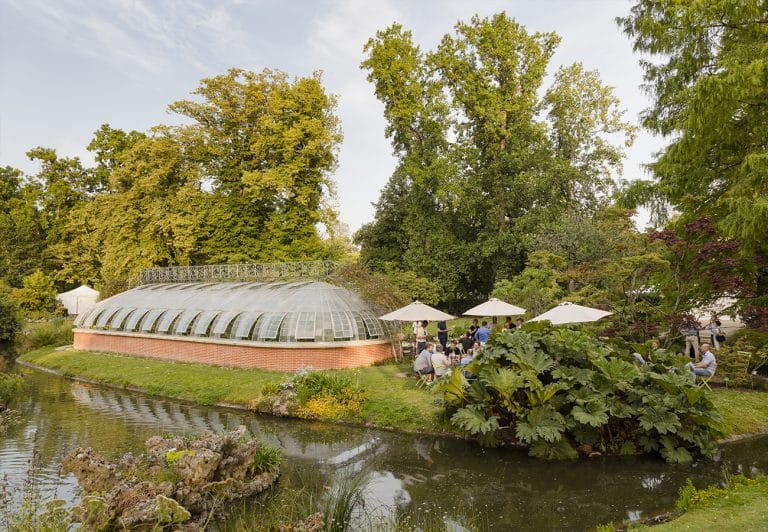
[379,301,455,321]
[463,298,526,317]
[529,302,612,325]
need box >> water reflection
[3,369,768,530]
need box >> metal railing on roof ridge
[138,260,339,285]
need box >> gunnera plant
[435,322,726,463]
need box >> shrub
[435,324,726,463]
[16,319,74,353]
[291,371,367,420]
[0,295,22,346]
[10,271,57,318]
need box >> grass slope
[20,347,448,432]
[653,476,768,531]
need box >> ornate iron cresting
[138,260,339,285]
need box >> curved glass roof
[75,281,388,343]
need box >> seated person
[430,344,452,378]
[685,343,717,384]
[413,343,435,382]
[459,332,474,353]
[445,339,464,360]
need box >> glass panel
[156,309,183,334]
[232,312,262,339]
[95,307,120,329]
[81,308,106,328]
[108,307,136,331]
[295,312,317,340]
[173,310,202,335]
[124,309,151,332]
[140,309,166,333]
[331,311,354,339]
[359,311,384,338]
[278,313,298,342]
[211,311,240,337]
[256,313,286,340]
[353,315,366,340]
[192,311,220,336]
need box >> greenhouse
[73,281,393,370]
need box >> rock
[66,426,280,529]
[61,447,118,493]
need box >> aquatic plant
[436,323,726,463]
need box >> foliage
[357,13,635,307]
[15,319,74,354]
[618,1,768,328]
[491,251,566,316]
[9,271,57,317]
[329,260,409,314]
[291,371,367,420]
[250,444,282,475]
[436,325,726,462]
[0,294,22,347]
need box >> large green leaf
[659,435,693,464]
[480,367,525,400]
[451,406,500,437]
[639,407,681,434]
[434,367,466,408]
[592,357,639,389]
[510,350,555,373]
[571,400,609,427]
[529,438,578,460]
[552,366,595,386]
[525,382,565,407]
[515,405,566,444]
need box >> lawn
[651,476,768,531]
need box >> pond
[3,368,768,530]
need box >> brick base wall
[73,330,394,371]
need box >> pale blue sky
[0,0,662,232]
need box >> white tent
[379,301,455,321]
[529,302,612,325]
[56,285,99,316]
[464,298,526,317]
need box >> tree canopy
[356,13,635,309]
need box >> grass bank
[650,475,768,531]
[19,347,449,433]
[19,347,768,439]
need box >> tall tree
[359,13,635,305]
[168,68,343,262]
[0,166,48,285]
[618,0,768,325]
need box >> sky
[0,0,664,234]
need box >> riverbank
[19,346,452,434]
[18,346,768,442]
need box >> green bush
[10,271,57,318]
[16,319,74,353]
[0,295,22,345]
[435,324,726,463]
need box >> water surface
[2,369,768,530]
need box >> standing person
[431,344,452,378]
[437,320,449,352]
[708,315,723,350]
[469,318,479,339]
[416,320,428,355]
[413,342,435,382]
[686,343,717,384]
[680,320,701,361]
[515,318,524,330]
[475,321,491,345]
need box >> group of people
[633,339,718,385]
[412,316,524,382]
